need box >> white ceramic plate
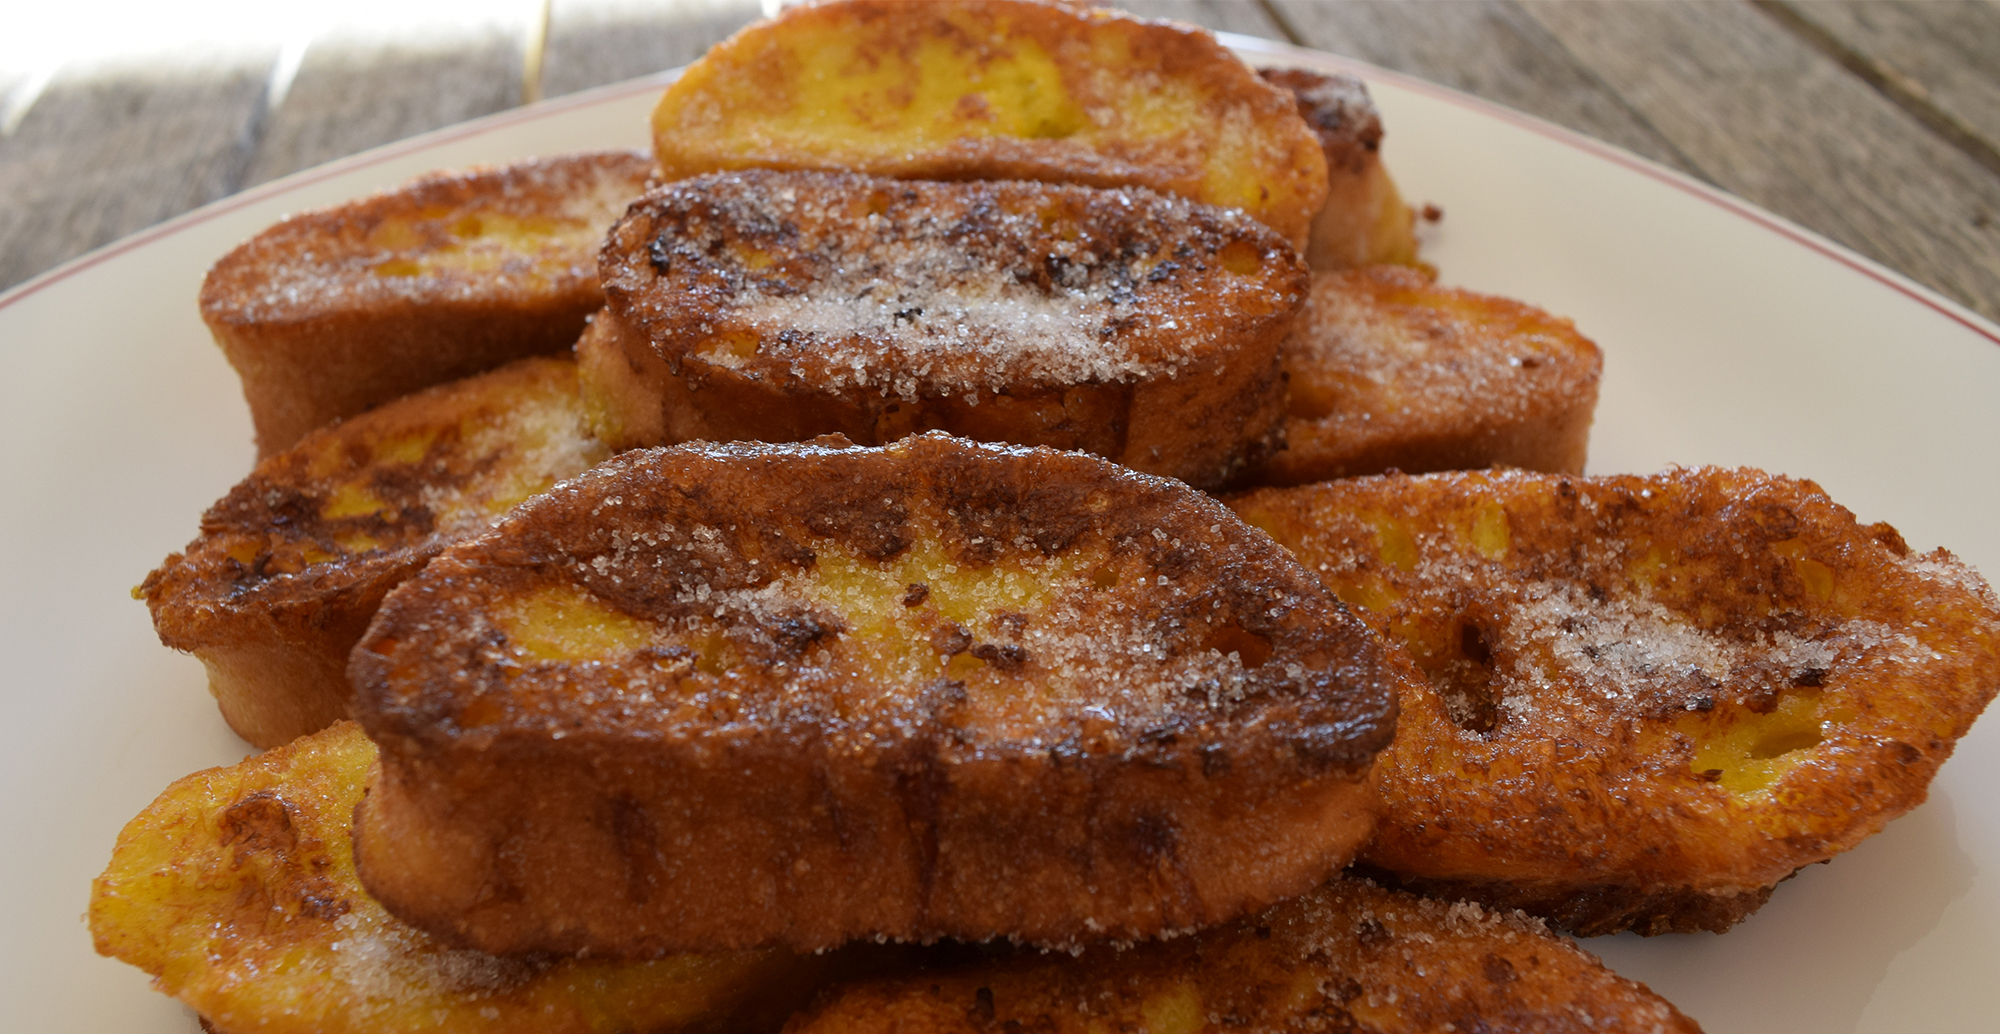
[3,37,1995,1034]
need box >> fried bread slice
[89,721,832,1034]
[649,0,1328,249]
[1242,266,1602,487]
[201,150,652,456]
[1261,68,1422,271]
[784,876,1700,1034]
[140,356,608,748]
[351,433,1407,956]
[1229,468,2000,934]
[588,170,1305,489]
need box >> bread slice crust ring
[352,434,1405,956]
[140,356,607,748]
[590,169,1305,489]
[1231,467,2000,934]
[200,151,652,456]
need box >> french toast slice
[784,876,1700,1034]
[201,150,652,456]
[1229,468,2000,934]
[140,356,608,748]
[89,722,832,1034]
[649,0,1329,249]
[588,170,1305,489]
[1261,68,1423,272]
[1242,266,1602,487]
[350,434,1408,957]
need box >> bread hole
[1680,688,1851,794]
[1201,622,1271,668]
[1216,239,1263,276]
[1748,727,1824,760]
[1435,621,1500,734]
[1089,565,1119,590]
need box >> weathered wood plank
[1759,0,2000,179]
[1115,0,1287,38]
[542,0,761,98]
[1265,0,1702,176]
[241,29,523,187]
[1520,0,2000,322]
[0,57,271,292]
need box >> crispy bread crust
[89,722,831,1034]
[352,434,1405,955]
[1261,68,1422,271]
[200,151,652,456]
[594,170,1303,488]
[141,357,606,747]
[1230,468,2000,934]
[1242,266,1602,487]
[651,0,1329,248]
[783,877,1701,1034]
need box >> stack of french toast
[92,2,2000,1032]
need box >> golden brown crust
[89,722,835,1034]
[1260,68,1422,271]
[352,434,1407,956]
[140,357,607,747]
[200,150,653,456]
[1229,468,2000,934]
[1241,267,1602,487]
[652,0,1329,249]
[783,876,1702,1034]
[594,170,1303,488]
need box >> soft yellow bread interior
[651,0,1328,248]
[140,356,610,748]
[1230,468,2000,934]
[484,512,1225,736]
[89,722,825,1034]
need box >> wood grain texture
[241,30,523,188]
[1521,0,2000,321]
[1265,0,1701,175]
[1762,0,2000,178]
[2,0,1998,322]
[0,57,272,292]
[542,0,761,99]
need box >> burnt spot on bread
[930,623,974,657]
[769,608,843,655]
[220,792,300,860]
[970,643,1028,670]
[216,789,354,923]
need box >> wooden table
[2,0,1996,323]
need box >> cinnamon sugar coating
[1231,468,2000,934]
[1242,266,1601,487]
[650,0,1329,249]
[141,357,606,747]
[1261,69,1422,271]
[351,434,1406,956]
[201,151,652,456]
[785,877,1699,1034]
[90,722,831,1034]
[590,170,1304,489]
